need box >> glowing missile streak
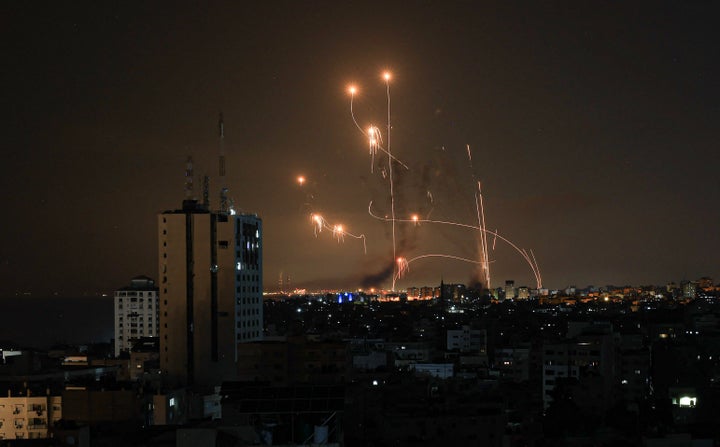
[311,213,324,236]
[383,71,399,291]
[394,254,485,282]
[368,125,380,172]
[368,202,542,288]
[348,85,364,134]
[466,145,491,289]
[530,249,542,288]
[475,188,488,288]
[310,213,367,253]
[347,86,408,171]
[477,180,491,289]
[333,224,345,242]
[396,257,409,279]
[297,175,306,186]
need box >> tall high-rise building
[114,276,159,357]
[159,198,263,389]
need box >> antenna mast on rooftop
[184,156,194,200]
[202,175,210,210]
[218,113,229,214]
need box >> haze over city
[3,1,718,296]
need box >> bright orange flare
[297,175,306,185]
[348,85,357,95]
[383,71,391,82]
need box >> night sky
[3,1,719,296]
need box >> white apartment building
[114,276,159,357]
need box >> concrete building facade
[447,325,487,354]
[158,199,262,389]
[0,393,62,441]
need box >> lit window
[678,396,696,407]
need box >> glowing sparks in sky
[396,256,409,279]
[308,213,367,253]
[294,69,543,291]
[367,203,543,289]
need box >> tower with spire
[157,116,263,390]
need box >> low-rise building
[0,391,61,440]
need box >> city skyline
[3,2,719,296]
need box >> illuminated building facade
[504,280,516,300]
[0,393,62,440]
[158,199,262,389]
[114,276,159,357]
[681,280,697,299]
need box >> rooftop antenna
[218,113,229,214]
[202,175,210,210]
[184,156,194,200]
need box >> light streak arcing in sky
[368,202,543,289]
[294,73,544,291]
[476,180,492,289]
[348,85,363,134]
[384,71,398,291]
[466,144,491,290]
[309,213,367,254]
[394,254,485,283]
[346,71,408,291]
[347,84,409,171]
